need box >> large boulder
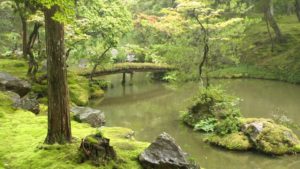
[13,96,40,114]
[71,106,105,127]
[139,132,199,169]
[5,91,40,114]
[0,72,31,97]
[242,118,300,155]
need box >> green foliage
[69,0,133,68]
[194,117,217,132]
[215,115,241,136]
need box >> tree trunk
[44,5,71,144]
[27,23,42,80]
[21,19,28,59]
[15,2,28,59]
[263,0,284,42]
[296,0,300,21]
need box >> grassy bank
[209,64,300,84]
[0,92,148,169]
[220,15,300,84]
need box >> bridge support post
[129,72,133,86]
[122,73,126,85]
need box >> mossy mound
[205,132,253,151]
[241,118,300,155]
[0,59,28,79]
[68,73,90,106]
[183,86,241,126]
[182,87,300,155]
[89,85,105,99]
[204,118,300,155]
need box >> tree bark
[15,2,28,59]
[296,0,300,21]
[263,0,284,42]
[44,5,71,144]
[193,13,209,83]
[27,23,42,79]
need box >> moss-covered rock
[205,132,253,151]
[241,118,300,155]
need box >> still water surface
[90,73,300,169]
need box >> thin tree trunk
[194,13,210,84]
[263,0,284,41]
[265,18,275,52]
[296,0,300,21]
[89,47,111,80]
[27,23,42,80]
[44,5,71,144]
[21,20,28,59]
[15,2,28,59]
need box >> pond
[89,73,300,169]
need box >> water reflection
[90,73,300,169]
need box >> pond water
[90,73,300,169]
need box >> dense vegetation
[0,0,300,168]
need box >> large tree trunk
[263,0,284,42]
[44,5,71,144]
[296,0,300,21]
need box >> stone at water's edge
[0,72,31,97]
[71,106,105,127]
[139,132,200,169]
[79,133,117,166]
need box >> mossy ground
[0,58,28,79]
[0,91,148,169]
[210,15,300,84]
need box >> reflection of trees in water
[91,79,300,169]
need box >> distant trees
[262,0,284,42]
[296,0,300,21]
[73,0,132,80]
